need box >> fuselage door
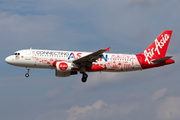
[25,50,31,60]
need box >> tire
[81,73,88,83]
[25,73,29,77]
[82,77,87,83]
[83,74,88,78]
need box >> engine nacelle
[56,62,72,72]
[55,62,77,77]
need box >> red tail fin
[139,30,173,64]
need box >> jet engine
[55,62,77,77]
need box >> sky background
[0,0,180,120]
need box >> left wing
[73,47,110,67]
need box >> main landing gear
[80,66,88,83]
[25,67,30,77]
[80,72,88,83]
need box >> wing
[73,47,110,67]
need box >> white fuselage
[5,49,142,72]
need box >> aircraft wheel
[82,78,87,82]
[83,74,88,78]
[82,77,87,83]
[81,73,88,83]
[25,73,29,77]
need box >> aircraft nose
[5,56,12,64]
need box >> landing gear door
[25,49,31,60]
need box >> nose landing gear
[25,67,30,77]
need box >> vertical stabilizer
[139,30,173,64]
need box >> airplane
[5,30,175,82]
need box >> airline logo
[154,34,169,55]
[143,32,171,64]
[59,62,68,71]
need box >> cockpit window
[13,53,20,55]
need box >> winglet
[105,47,110,52]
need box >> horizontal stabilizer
[151,56,172,64]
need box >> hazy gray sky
[0,0,180,120]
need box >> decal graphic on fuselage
[68,52,108,62]
[32,50,140,71]
[36,51,69,57]
[68,53,82,60]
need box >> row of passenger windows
[13,53,20,55]
[107,58,131,61]
[34,54,69,58]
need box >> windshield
[13,53,20,55]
